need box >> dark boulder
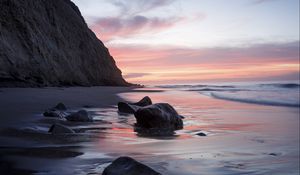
[65,110,93,122]
[48,123,74,134]
[117,102,140,113]
[53,103,67,110]
[133,96,152,106]
[43,110,66,118]
[103,156,161,175]
[43,103,67,118]
[118,96,152,113]
[134,103,183,130]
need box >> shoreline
[0,86,132,128]
[0,86,299,175]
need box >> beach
[0,85,299,175]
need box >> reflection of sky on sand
[80,88,299,175]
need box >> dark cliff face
[0,0,129,87]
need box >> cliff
[0,0,129,87]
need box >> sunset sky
[72,0,299,84]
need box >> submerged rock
[102,156,161,175]
[196,132,207,136]
[134,103,183,130]
[48,123,74,134]
[65,110,93,122]
[118,96,152,113]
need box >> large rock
[134,103,183,130]
[103,156,161,175]
[48,123,74,134]
[65,110,93,122]
[118,96,152,113]
[0,0,129,87]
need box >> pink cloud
[109,42,300,83]
[90,15,183,41]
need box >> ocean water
[156,82,300,107]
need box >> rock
[134,103,183,130]
[0,0,129,87]
[43,110,66,118]
[53,103,67,110]
[118,96,152,113]
[103,156,161,175]
[48,123,74,134]
[65,110,93,122]
[196,132,207,136]
[118,102,140,113]
[43,103,67,118]
[133,96,152,106]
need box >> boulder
[65,110,93,122]
[103,156,161,175]
[117,102,140,113]
[53,103,67,111]
[48,123,75,134]
[43,110,66,118]
[134,103,183,130]
[43,103,67,118]
[133,96,152,106]
[118,96,152,113]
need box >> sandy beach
[0,86,299,175]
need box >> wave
[156,84,235,89]
[187,88,243,92]
[259,83,300,89]
[210,92,299,107]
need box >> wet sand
[0,87,299,174]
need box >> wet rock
[196,132,207,136]
[53,103,67,111]
[117,102,140,113]
[65,110,93,122]
[43,110,66,118]
[134,103,183,130]
[118,96,152,113]
[48,123,75,134]
[103,156,161,175]
[43,103,67,118]
[133,96,152,106]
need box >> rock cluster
[118,96,184,132]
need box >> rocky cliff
[0,0,129,87]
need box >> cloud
[109,0,176,16]
[112,41,300,65]
[110,41,300,83]
[251,0,278,4]
[123,73,151,79]
[91,15,183,41]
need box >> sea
[156,81,300,108]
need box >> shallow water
[0,88,299,175]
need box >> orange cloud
[109,42,299,84]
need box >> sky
[72,0,299,84]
